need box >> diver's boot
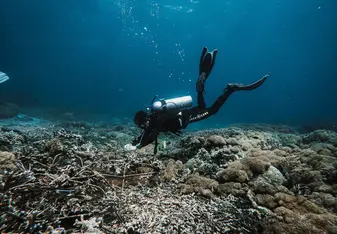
[225,72,269,92]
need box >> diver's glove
[225,72,269,92]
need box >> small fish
[0,71,9,84]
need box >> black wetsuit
[131,80,249,154]
[131,47,269,154]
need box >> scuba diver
[125,46,269,154]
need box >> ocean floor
[0,113,337,233]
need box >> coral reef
[1,117,337,233]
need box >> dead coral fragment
[216,182,248,197]
[0,151,16,171]
[250,176,279,195]
[262,165,287,186]
[217,167,249,183]
[226,137,239,145]
[264,206,337,234]
[217,153,281,183]
[45,138,64,155]
[179,174,218,197]
[160,159,183,182]
[255,194,278,209]
[206,134,227,147]
[242,157,270,175]
[274,192,326,214]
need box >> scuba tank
[147,95,193,115]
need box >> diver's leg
[208,72,270,115]
[208,88,234,115]
[195,47,218,109]
[184,86,237,124]
[187,109,211,124]
[197,90,206,109]
[196,73,206,109]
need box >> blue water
[0,0,336,128]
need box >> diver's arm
[131,133,143,146]
[136,127,160,149]
[124,130,146,151]
[125,130,150,151]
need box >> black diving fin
[226,72,270,91]
[199,46,218,79]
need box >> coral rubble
[0,118,337,233]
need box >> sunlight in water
[103,0,197,82]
